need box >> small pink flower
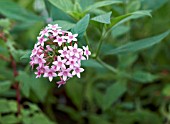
[65,32,78,43]
[39,28,50,37]
[34,54,46,66]
[43,67,57,82]
[83,46,91,59]
[68,44,82,57]
[56,80,66,88]
[58,46,69,58]
[66,58,79,69]
[47,24,61,30]
[37,36,48,46]
[52,56,67,71]
[46,45,53,51]
[72,67,84,78]
[54,36,66,46]
[58,68,72,81]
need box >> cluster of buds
[30,24,91,87]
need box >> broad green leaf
[20,51,31,60]
[0,0,42,22]
[0,19,10,30]
[80,0,95,10]
[131,71,159,83]
[65,78,83,109]
[91,12,112,24]
[112,25,130,37]
[16,71,50,102]
[127,0,141,12]
[103,82,127,110]
[71,14,90,39]
[162,85,170,96]
[0,114,21,124]
[106,30,170,55]
[82,59,104,69]
[16,71,31,97]
[84,1,122,12]
[49,4,74,22]
[30,77,50,102]
[48,0,74,13]
[0,99,11,113]
[0,81,12,94]
[141,0,169,11]
[110,10,151,28]
[22,113,55,124]
[51,20,75,30]
[89,114,111,124]
[58,105,81,121]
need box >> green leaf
[162,85,170,96]
[0,81,12,94]
[20,51,31,61]
[111,25,130,37]
[0,114,21,124]
[51,20,75,30]
[106,30,170,55]
[23,113,55,124]
[141,0,169,11]
[131,71,159,83]
[0,0,42,22]
[89,114,111,124]
[110,10,151,28]
[16,71,31,97]
[16,71,50,102]
[82,59,104,69]
[71,14,90,39]
[0,19,11,30]
[84,1,122,12]
[58,105,81,121]
[91,12,112,24]
[102,82,127,110]
[0,99,11,113]
[127,0,141,12]
[65,78,83,109]
[48,0,74,13]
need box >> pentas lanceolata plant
[30,24,91,87]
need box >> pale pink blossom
[34,54,46,66]
[65,32,78,43]
[43,67,57,82]
[52,56,67,71]
[37,36,48,46]
[53,36,66,46]
[83,46,91,59]
[72,67,84,78]
[56,80,66,88]
[39,28,50,37]
[58,68,72,81]
[58,46,69,58]
[30,24,91,87]
[68,44,82,57]
[66,58,79,69]
[47,24,61,30]
[46,45,53,51]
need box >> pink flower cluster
[30,24,91,87]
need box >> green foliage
[0,0,170,123]
[91,12,112,24]
[106,30,170,55]
[71,14,90,39]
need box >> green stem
[84,32,91,51]
[95,26,106,58]
[96,57,118,73]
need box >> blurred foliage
[0,0,170,124]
